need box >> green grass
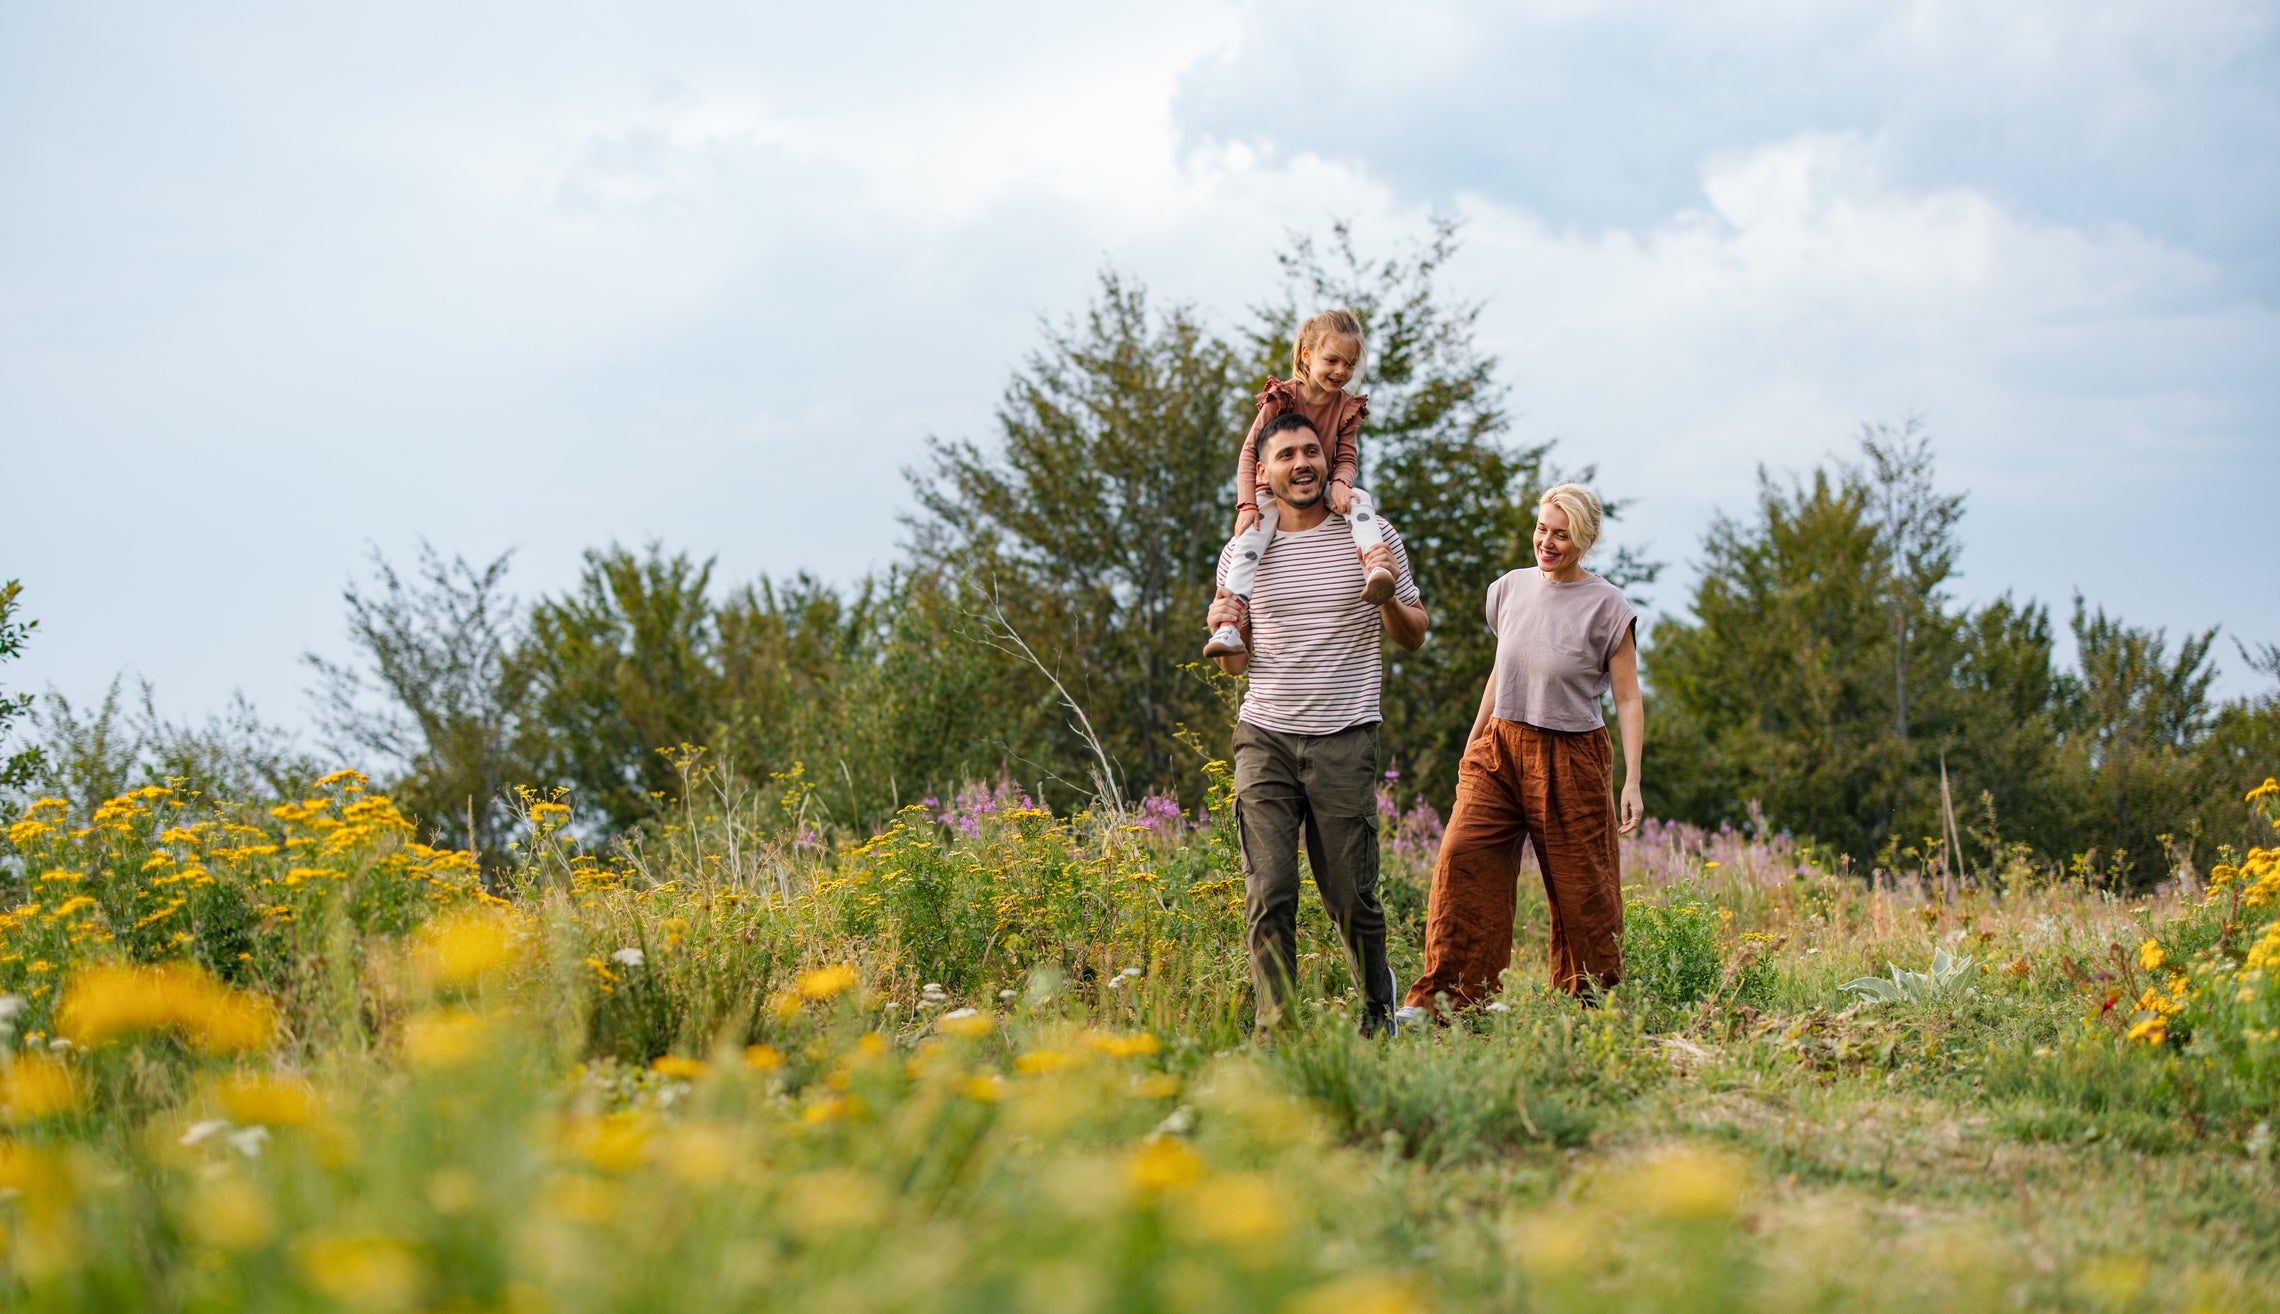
[0,767,2274,1311]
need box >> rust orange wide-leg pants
[1406,718,1623,1008]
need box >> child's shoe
[1360,567,1396,606]
[1203,624,1247,658]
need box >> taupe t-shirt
[1486,568,1637,732]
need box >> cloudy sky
[5,0,2277,735]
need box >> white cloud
[2,1,2274,734]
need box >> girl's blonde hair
[1537,483,1604,555]
[1292,308,1365,388]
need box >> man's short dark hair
[1255,410,1320,460]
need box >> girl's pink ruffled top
[1232,377,1368,516]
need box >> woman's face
[1534,503,1580,575]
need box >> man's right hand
[1208,592,1248,631]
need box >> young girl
[1203,308,1396,658]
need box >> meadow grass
[0,764,2273,1312]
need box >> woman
[1401,483,1644,1015]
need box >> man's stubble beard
[1272,468,1326,510]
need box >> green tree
[514,544,724,833]
[1947,595,2073,856]
[2058,598,2218,875]
[1856,417,1967,831]
[2197,640,2280,853]
[0,580,41,795]
[909,270,1244,801]
[1646,466,1900,856]
[307,543,528,855]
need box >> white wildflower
[611,947,646,968]
[180,1119,230,1148]
[227,1126,270,1158]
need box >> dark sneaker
[1202,624,1247,658]
[1376,965,1408,1037]
[1359,1004,1396,1039]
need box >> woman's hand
[1327,479,1355,515]
[1618,779,1644,836]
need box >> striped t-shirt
[1216,513,1422,735]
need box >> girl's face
[1301,332,1361,393]
[1534,504,1581,575]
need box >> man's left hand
[1359,545,1398,597]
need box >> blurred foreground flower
[214,1073,319,1127]
[1285,1271,1425,1314]
[1,1054,79,1122]
[56,962,273,1054]
[412,908,524,992]
[295,1231,423,1310]
[1629,1143,1749,1220]
[1128,1136,1202,1193]
[797,964,859,1000]
[401,1009,492,1070]
[939,1008,991,1038]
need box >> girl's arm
[1609,625,1645,835]
[1330,410,1361,492]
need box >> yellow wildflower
[566,1114,649,1174]
[56,962,273,1053]
[2,1055,79,1122]
[1016,1049,1081,1075]
[295,1232,422,1310]
[2138,940,2164,972]
[410,908,522,991]
[796,964,859,1000]
[1284,1272,1425,1314]
[743,1044,784,1071]
[1084,1030,1162,1058]
[650,1055,709,1081]
[2126,1014,2167,1044]
[1128,1136,1203,1192]
[189,1177,275,1251]
[784,1169,887,1232]
[214,1073,319,1126]
[400,1009,489,1070]
[1177,1172,1288,1247]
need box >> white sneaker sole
[1202,625,1247,658]
[1360,569,1396,607]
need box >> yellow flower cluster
[55,962,272,1053]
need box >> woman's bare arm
[1468,669,1496,745]
[1609,626,1645,835]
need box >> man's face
[1262,425,1327,508]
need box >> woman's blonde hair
[1537,483,1604,556]
[1292,308,1365,387]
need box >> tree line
[5,222,2274,884]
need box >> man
[1209,410,1430,1037]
